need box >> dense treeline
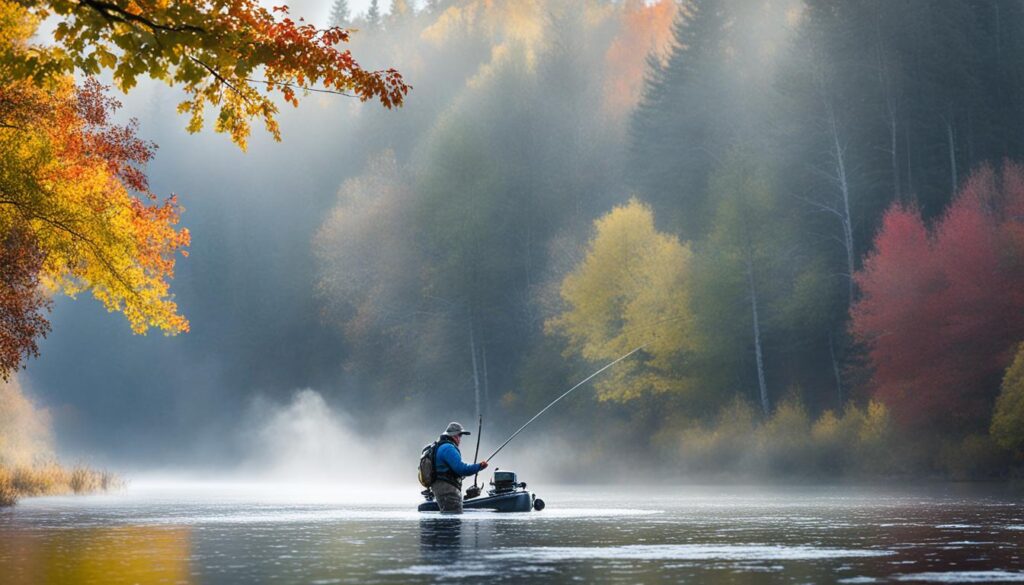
[313,0,1024,479]
[316,0,673,418]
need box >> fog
[15,0,1024,484]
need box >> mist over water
[231,388,580,488]
[240,389,379,480]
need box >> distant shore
[0,463,122,507]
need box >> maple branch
[75,0,206,34]
[189,56,252,104]
[245,78,356,98]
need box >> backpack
[417,441,438,487]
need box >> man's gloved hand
[478,460,489,470]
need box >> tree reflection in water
[0,526,192,585]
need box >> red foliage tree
[0,226,50,380]
[851,162,1024,430]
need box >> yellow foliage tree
[991,343,1024,454]
[1,4,189,376]
[547,198,696,400]
[0,79,190,335]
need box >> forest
[311,0,1024,479]
[5,0,1024,483]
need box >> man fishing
[417,348,643,513]
[431,422,488,514]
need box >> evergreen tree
[329,0,349,27]
[422,0,452,15]
[627,0,733,239]
[366,0,381,30]
[389,0,412,25]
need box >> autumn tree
[0,4,189,378]
[991,344,1024,456]
[851,162,1024,430]
[781,0,1024,287]
[0,0,410,378]
[312,151,440,410]
[0,73,191,377]
[602,0,677,122]
[0,227,49,379]
[548,199,696,401]
[6,0,409,148]
[311,0,631,420]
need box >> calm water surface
[2,483,1024,584]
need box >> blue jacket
[435,441,482,478]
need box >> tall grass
[0,461,122,506]
[0,378,122,506]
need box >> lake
[2,482,1024,584]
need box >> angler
[422,422,489,514]
[417,346,643,514]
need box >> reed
[0,461,121,506]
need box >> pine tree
[329,0,349,27]
[366,0,381,30]
[389,0,412,25]
[422,0,450,15]
[627,0,732,240]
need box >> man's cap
[444,421,471,437]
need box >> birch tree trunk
[745,247,769,416]
[827,105,856,302]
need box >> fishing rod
[484,346,645,463]
[466,414,483,499]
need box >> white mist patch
[0,377,54,465]
[240,389,384,482]
[487,544,895,562]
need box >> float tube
[419,470,544,513]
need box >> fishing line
[485,345,645,463]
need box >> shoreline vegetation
[655,398,1014,482]
[0,379,123,507]
[0,462,122,507]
